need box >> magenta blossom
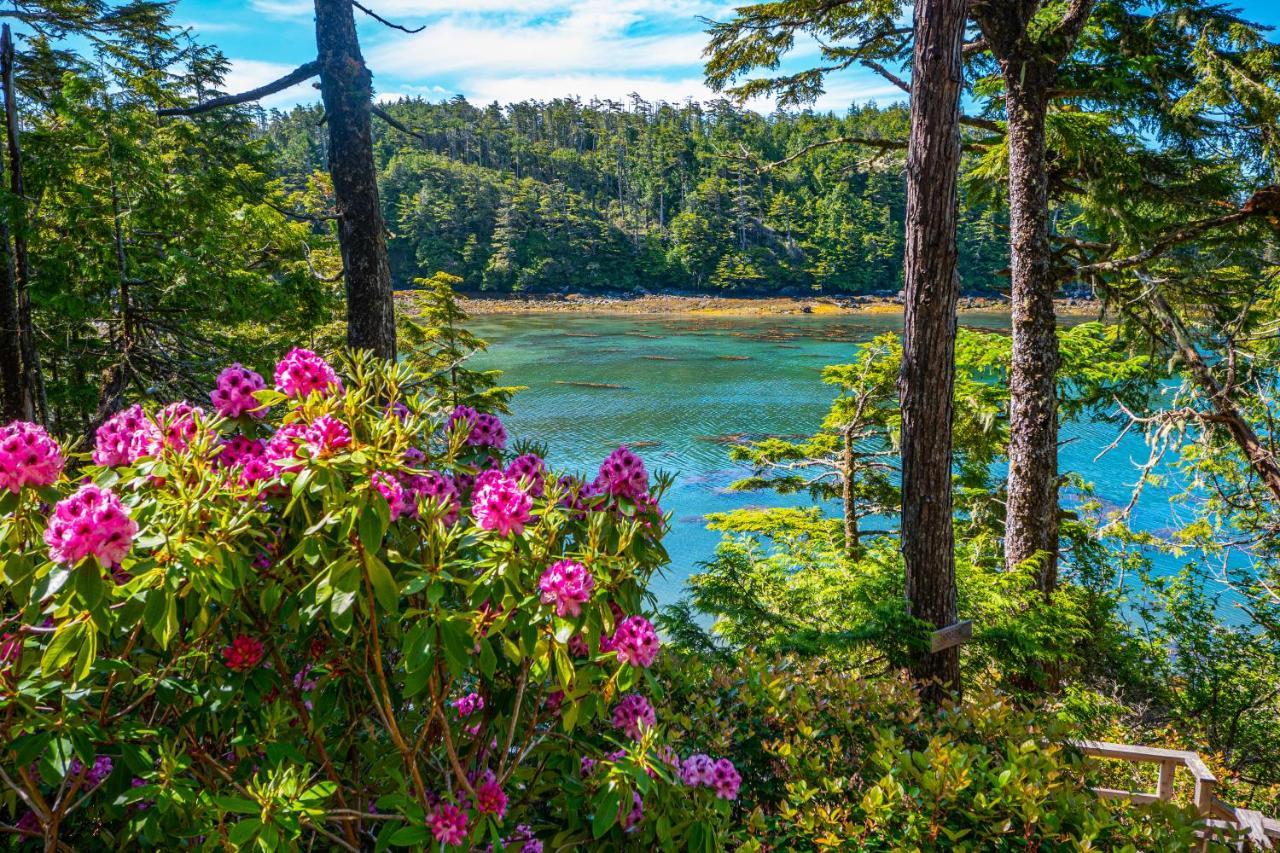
[506,453,547,496]
[372,471,412,519]
[595,445,649,499]
[215,436,266,469]
[0,421,63,492]
[427,803,469,846]
[44,484,137,568]
[211,363,267,418]
[410,471,459,525]
[473,773,507,818]
[303,415,350,458]
[610,615,660,668]
[273,348,341,399]
[92,405,152,467]
[155,402,203,452]
[538,559,594,617]
[710,757,742,800]
[471,472,532,536]
[452,692,484,718]
[611,693,656,740]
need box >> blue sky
[171,0,1280,113]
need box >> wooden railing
[1074,740,1280,850]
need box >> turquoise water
[469,311,1194,607]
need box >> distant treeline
[264,97,1010,295]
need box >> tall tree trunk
[0,24,35,423]
[1003,77,1060,596]
[899,0,967,705]
[315,0,396,360]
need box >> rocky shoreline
[446,290,1103,318]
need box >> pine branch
[157,60,320,117]
[352,1,425,33]
[1073,210,1255,276]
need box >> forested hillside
[266,97,1010,294]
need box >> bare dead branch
[352,1,425,33]
[158,60,320,117]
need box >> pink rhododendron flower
[506,453,547,496]
[215,436,266,469]
[155,402,203,452]
[470,413,507,449]
[273,348,341,398]
[473,773,507,818]
[611,693,656,740]
[264,422,310,471]
[621,791,643,830]
[93,405,152,467]
[453,692,484,717]
[372,471,412,519]
[506,825,542,853]
[680,754,715,787]
[238,456,280,488]
[44,484,137,567]
[545,690,564,713]
[580,756,597,776]
[427,803,469,846]
[402,446,426,468]
[68,756,113,787]
[471,472,532,536]
[223,635,264,671]
[303,414,350,458]
[409,471,459,525]
[610,615,660,668]
[595,446,649,499]
[447,404,478,435]
[210,363,267,418]
[0,421,63,492]
[710,757,741,800]
[538,559,594,617]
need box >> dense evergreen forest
[266,98,1011,294]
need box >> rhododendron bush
[0,351,735,850]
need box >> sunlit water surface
[469,311,1206,609]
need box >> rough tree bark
[1003,75,1059,595]
[899,0,968,704]
[972,0,1095,597]
[315,0,396,360]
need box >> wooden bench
[1073,740,1279,850]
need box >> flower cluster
[472,771,507,818]
[413,470,460,525]
[506,453,547,497]
[448,405,507,449]
[0,421,63,492]
[92,405,153,467]
[427,803,469,846]
[471,471,532,536]
[274,348,342,399]
[43,484,137,568]
[372,470,412,520]
[680,755,741,801]
[538,559,594,617]
[210,363,267,418]
[223,635,265,672]
[303,414,351,458]
[215,435,266,469]
[453,692,484,718]
[69,756,113,788]
[611,693,656,740]
[155,402,204,452]
[610,615,661,668]
[595,445,649,499]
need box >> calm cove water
[469,311,1196,607]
